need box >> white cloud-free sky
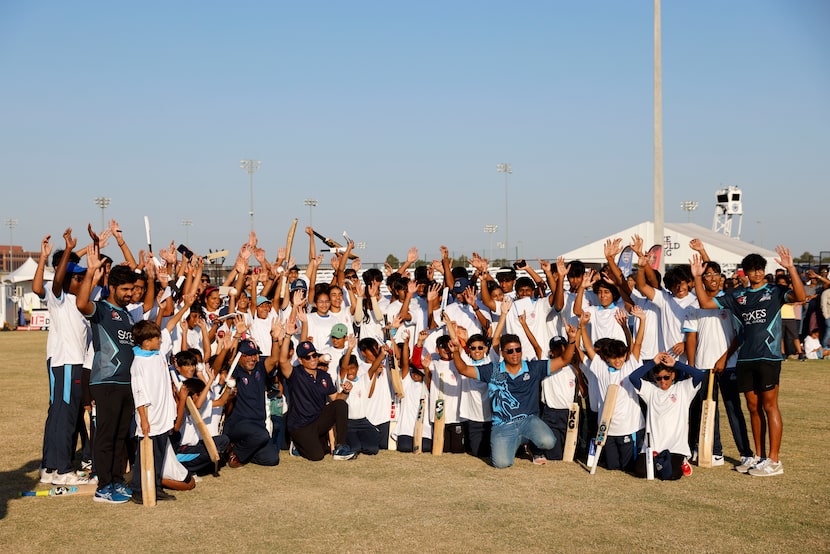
[1,0,828,264]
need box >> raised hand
[407,246,418,264]
[630,234,645,257]
[689,254,705,278]
[604,238,622,259]
[62,228,77,250]
[689,238,705,253]
[40,235,53,260]
[774,245,793,268]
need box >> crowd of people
[32,220,823,503]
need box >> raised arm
[776,245,806,303]
[689,238,710,263]
[164,293,196,334]
[449,338,478,379]
[690,254,718,309]
[109,219,138,270]
[517,311,543,360]
[629,305,646,361]
[76,244,103,316]
[578,312,596,360]
[32,235,52,298]
[397,247,419,275]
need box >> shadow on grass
[0,459,41,519]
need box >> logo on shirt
[760,291,771,302]
[522,373,530,381]
[737,295,747,305]
[321,378,328,388]
[111,310,122,321]
[670,393,678,403]
[243,377,249,385]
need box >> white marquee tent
[559,221,779,274]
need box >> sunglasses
[469,345,487,351]
[301,353,319,360]
[654,374,673,382]
[504,347,522,355]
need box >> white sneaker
[712,455,725,467]
[532,454,548,465]
[690,449,698,463]
[39,468,55,484]
[52,471,91,486]
[749,458,783,477]
[735,455,762,473]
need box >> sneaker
[112,482,132,497]
[80,459,93,472]
[39,468,55,484]
[735,455,762,473]
[712,455,725,467]
[131,491,144,505]
[690,449,698,463]
[52,471,91,486]
[155,489,177,501]
[94,484,130,504]
[227,450,244,469]
[682,458,693,477]
[332,445,358,461]
[749,458,784,477]
[289,442,301,457]
[532,454,548,465]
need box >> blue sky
[1,0,828,265]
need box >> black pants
[463,420,492,458]
[90,383,134,490]
[131,433,168,492]
[347,417,380,454]
[539,406,568,460]
[289,399,349,461]
[396,435,433,453]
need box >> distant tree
[797,251,814,263]
[386,253,400,268]
[456,254,469,267]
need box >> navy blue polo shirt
[284,366,337,431]
[228,361,276,424]
[476,360,549,425]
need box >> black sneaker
[156,490,177,501]
[131,491,143,505]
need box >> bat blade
[590,383,619,474]
[698,370,717,468]
[645,432,655,480]
[432,378,445,456]
[185,397,220,473]
[141,435,156,507]
[413,393,425,455]
[562,401,580,462]
[312,229,357,259]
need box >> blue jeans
[823,318,830,350]
[490,415,556,469]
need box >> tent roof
[559,221,778,271]
[2,257,54,283]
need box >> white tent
[559,221,779,274]
[2,257,54,284]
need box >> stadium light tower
[496,163,512,261]
[240,160,261,232]
[304,199,318,228]
[484,224,498,262]
[94,197,111,231]
[680,200,698,222]
[181,219,193,244]
[5,218,18,272]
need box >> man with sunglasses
[451,326,578,468]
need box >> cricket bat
[413,382,426,454]
[280,218,299,298]
[186,397,220,472]
[432,375,445,456]
[589,383,619,475]
[562,399,580,463]
[645,431,655,480]
[140,435,156,507]
[698,369,716,468]
[143,216,161,267]
[203,250,229,262]
[312,229,358,259]
[20,486,79,497]
[388,400,398,450]
[386,338,405,399]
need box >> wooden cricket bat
[698,369,716,468]
[387,339,405,399]
[280,218,299,299]
[185,397,220,469]
[413,382,426,454]
[589,383,619,475]
[141,435,156,507]
[562,400,580,462]
[432,375,445,456]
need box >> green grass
[1,332,828,553]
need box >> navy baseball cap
[238,340,261,356]
[296,341,317,359]
[451,278,471,295]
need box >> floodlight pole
[240,160,261,232]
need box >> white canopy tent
[559,221,779,274]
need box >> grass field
[0,332,828,553]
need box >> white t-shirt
[631,291,662,361]
[344,371,371,420]
[458,352,495,422]
[683,305,738,369]
[541,363,580,409]
[45,287,90,366]
[804,335,823,359]
[131,330,177,436]
[429,358,462,425]
[360,353,392,426]
[585,302,626,343]
[584,355,644,436]
[637,378,699,457]
[396,374,432,440]
[499,296,553,361]
[651,289,698,359]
